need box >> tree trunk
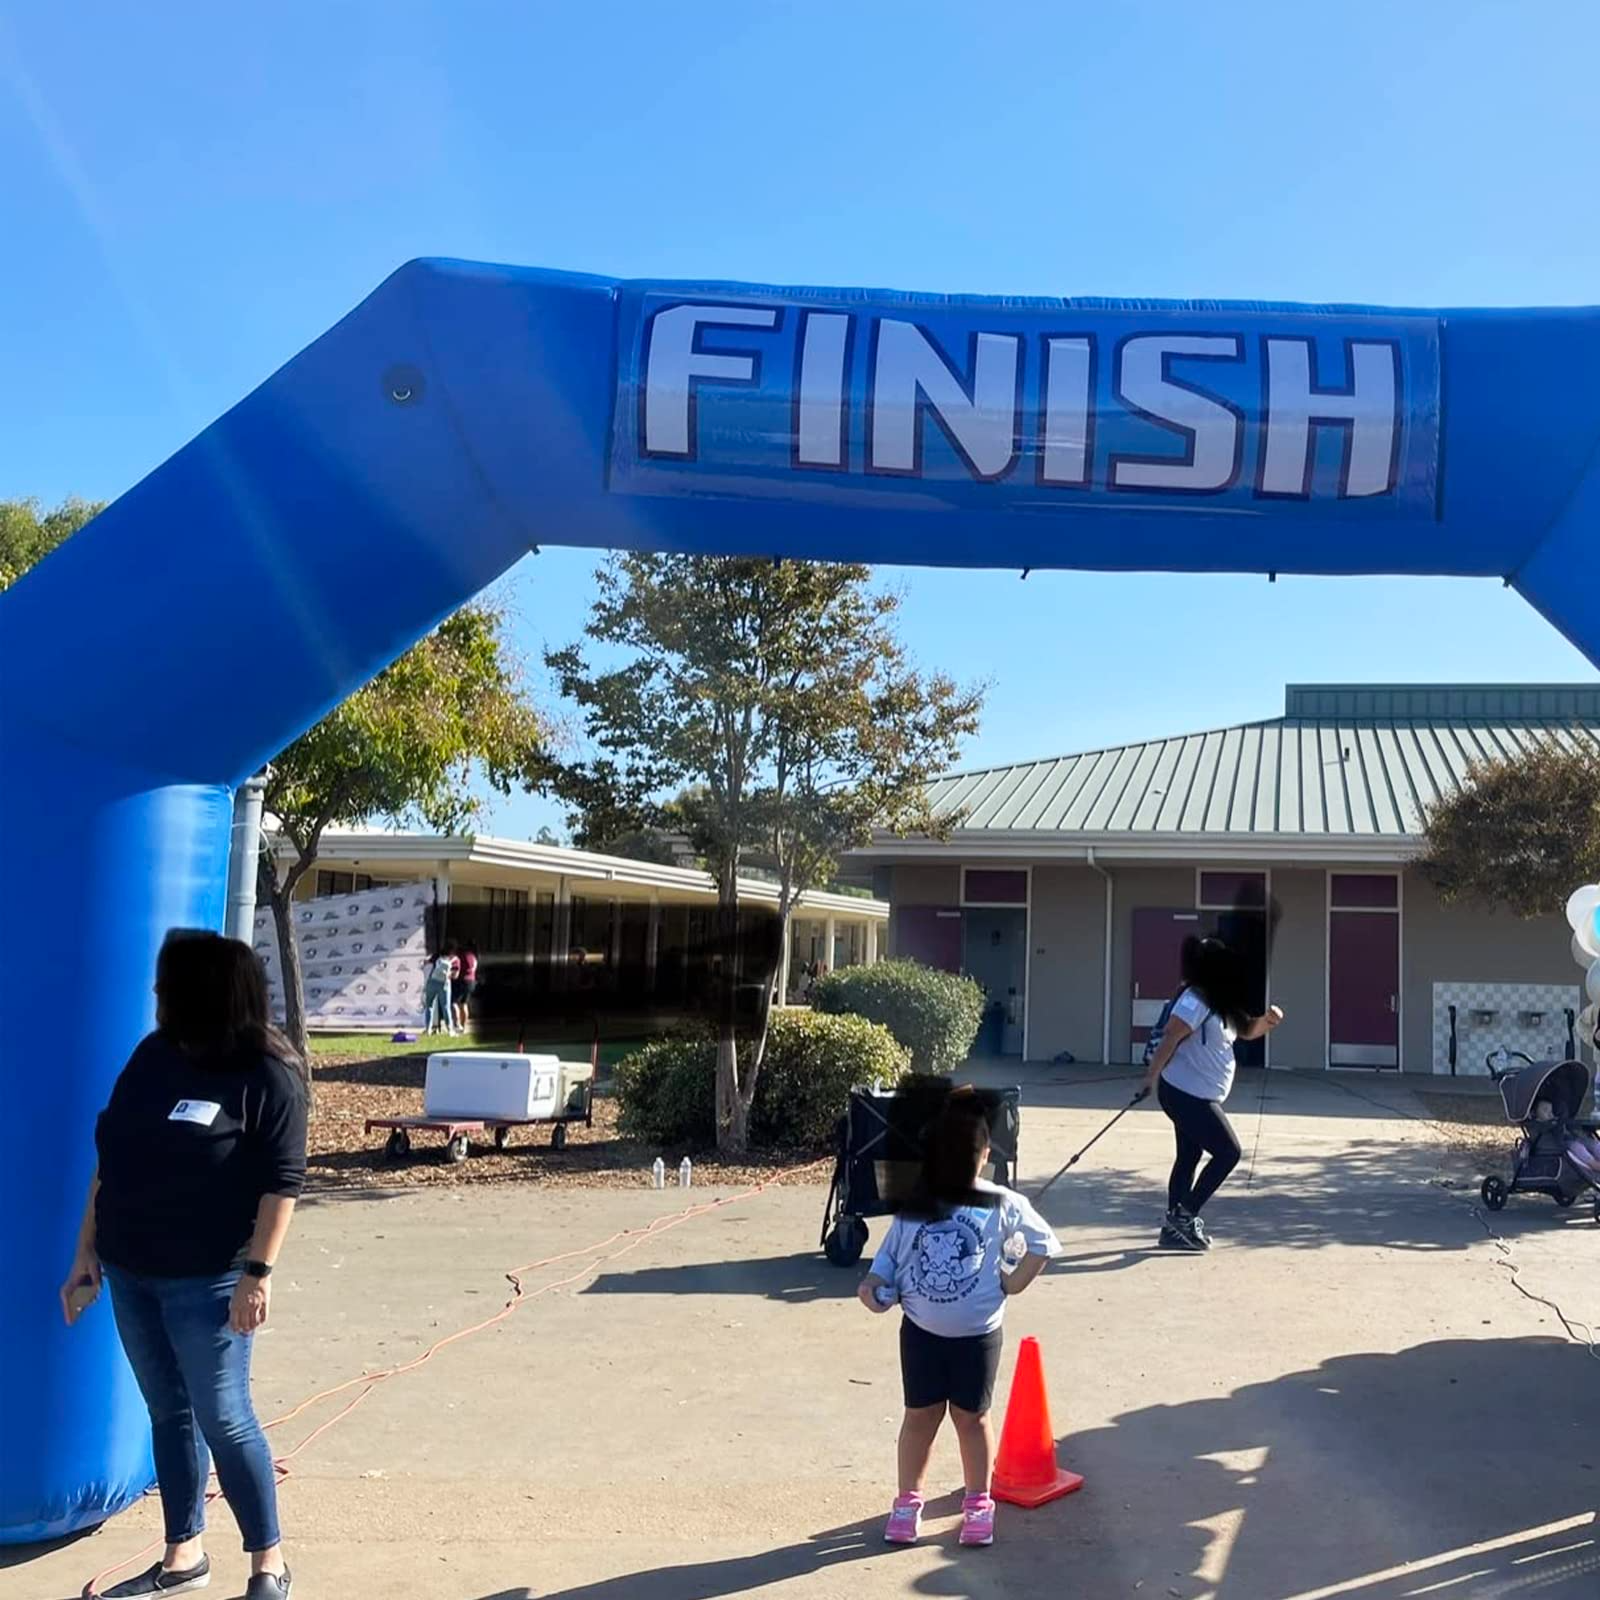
[269,885,309,1059]
[257,851,310,1058]
[713,860,746,1154]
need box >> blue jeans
[104,1265,280,1552]
[423,978,452,1030]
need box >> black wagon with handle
[820,1077,1021,1266]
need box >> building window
[1330,873,1399,910]
[315,870,382,898]
[962,869,1028,906]
[485,886,529,952]
[1198,871,1267,910]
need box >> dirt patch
[304,1047,831,1193]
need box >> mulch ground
[305,1044,832,1192]
[1412,1088,1515,1169]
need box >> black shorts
[454,980,476,1005]
[900,1316,1003,1414]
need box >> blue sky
[3,2,1596,840]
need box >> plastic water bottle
[651,1157,665,1190]
[679,1156,692,1189]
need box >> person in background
[421,947,455,1036]
[1141,935,1283,1251]
[59,931,307,1599]
[858,1090,1059,1549]
[452,942,478,1033]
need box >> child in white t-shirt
[859,1090,1060,1549]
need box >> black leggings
[1158,1076,1242,1214]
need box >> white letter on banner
[1040,336,1092,486]
[869,321,1020,480]
[643,304,779,458]
[1111,335,1242,492]
[794,312,852,469]
[1259,338,1399,498]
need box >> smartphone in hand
[65,1280,99,1322]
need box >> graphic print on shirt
[908,1215,986,1304]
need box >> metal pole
[224,774,267,943]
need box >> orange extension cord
[83,1172,801,1597]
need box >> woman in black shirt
[60,932,307,1599]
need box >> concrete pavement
[6,1069,1595,1599]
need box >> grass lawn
[307,1032,646,1071]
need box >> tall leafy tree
[0,496,104,590]
[545,555,983,1151]
[260,602,548,1052]
[1418,739,1600,917]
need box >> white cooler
[423,1052,565,1120]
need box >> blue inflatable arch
[2,260,1597,1539]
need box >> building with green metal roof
[847,684,1599,1074]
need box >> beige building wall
[1025,865,1109,1063]
[1265,867,1325,1070]
[1400,870,1575,1072]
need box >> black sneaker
[1186,1211,1213,1249]
[1159,1212,1204,1251]
[103,1557,211,1595]
[244,1570,292,1599]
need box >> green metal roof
[928,684,1600,839]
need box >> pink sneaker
[959,1492,995,1546]
[884,1493,924,1544]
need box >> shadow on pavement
[513,1338,1595,1600]
[581,1250,859,1304]
[1037,1134,1596,1255]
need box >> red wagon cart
[366,1033,598,1164]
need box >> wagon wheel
[493,1125,511,1151]
[383,1128,412,1163]
[1480,1175,1508,1212]
[444,1133,470,1165]
[550,1122,569,1151]
[824,1215,869,1267]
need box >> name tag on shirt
[168,1099,222,1127]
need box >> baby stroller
[1479,1054,1600,1224]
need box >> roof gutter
[1086,846,1114,1067]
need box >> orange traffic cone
[990,1335,1084,1508]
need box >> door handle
[1134,981,1141,999]
[1389,995,1397,1013]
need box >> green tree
[1417,740,1600,917]
[544,555,983,1152]
[0,496,104,590]
[260,602,548,1052]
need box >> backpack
[1142,987,1211,1065]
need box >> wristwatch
[243,1260,273,1279]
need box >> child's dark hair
[898,1088,994,1220]
[1180,935,1253,1034]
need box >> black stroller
[1479,1055,1600,1224]
[820,1078,1020,1265]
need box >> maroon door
[896,907,963,973]
[1328,879,1400,1068]
[1130,908,1203,1060]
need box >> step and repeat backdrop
[253,882,432,1029]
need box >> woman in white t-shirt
[1140,937,1282,1251]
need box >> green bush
[751,1010,908,1147]
[613,1009,907,1150]
[810,959,984,1074]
